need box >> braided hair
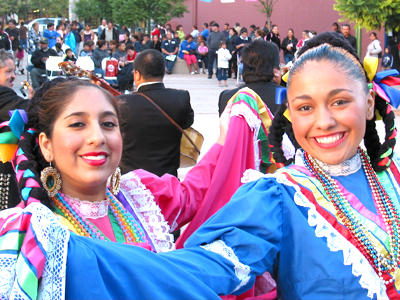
[269,31,396,172]
[14,78,121,208]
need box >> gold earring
[110,167,121,195]
[40,162,62,197]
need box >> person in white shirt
[216,41,231,87]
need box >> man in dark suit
[118,49,194,177]
[218,39,281,116]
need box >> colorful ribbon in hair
[0,109,28,162]
[364,57,400,109]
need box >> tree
[255,0,279,31]
[74,0,112,23]
[109,0,188,28]
[334,0,400,31]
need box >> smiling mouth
[315,133,344,144]
[81,155,107,160]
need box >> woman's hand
[217,101,233,145]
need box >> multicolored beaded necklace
[303,147,400,285]
[52,188,148,243]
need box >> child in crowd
[54,43,64,57]
[80,42,92,57]
[382,46,393,70]
[15,46,24,75]
[197,40,208,74]
[216,41,231,87]
[63,48,77,63]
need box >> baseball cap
[39,37,49,44]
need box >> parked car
[27,18,67,34]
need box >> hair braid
[269,102,297,166]
[364,95,396,172]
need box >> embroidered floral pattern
[120,172,175,253]
[200,239,251,293]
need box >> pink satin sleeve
[133,143,223,230]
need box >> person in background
[281,29,298,64]
[63,48,77,63]
[43,23,60,49]
[140,34,151,52]
[332,22,341,34]
[131,34,141,52]
[52,36,69,53]
[64,26,76,55]
[113,42,126,60]
[196,36,208,74]
[179,34,198,75]
[123,32,132,45]
[249,24,256,40]
[161,31,179,74]
[235,27,251,57]
[81,24,94,43]
[119,25,129,42]
[150,35,162,52]
[5,19,19,60]
[266,24,281,51]
[125,44,137,63]
[216,41,231,87]
[108,39,118,57]
[53,43,63,57]
[222,23,230,38]
[207,23,226,79]
[262,20,270,36]
[28,22,41,53]
[100,22,119,44]
[176,25,185,43]
[296,30,311,50]
[92,40,109,77]
[97,19,107,37]
[80,42,93,57]
[227,27,238,79]
[365,32,382,59]
[234,22,242,35]
[0,22,11,51]
[254,29,263,40]
[382,46,393,70]
[19,21,28,51]
[173,32,180,45]
[56,23,65,38]
[151,25,160,39]
[341,24,357,52]
[191,25,199,38]
[15,46,24,74]
[200,23,209,40]
[30,38,57,89]
[71,21,82,57]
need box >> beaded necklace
[303,147,400,285]
[52,189,148,243]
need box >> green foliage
[74,0,112,23]
[109,0,188,27]
[255,0,279,30]
[0,0,67,20]
[334,0,400,31]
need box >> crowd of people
[1,14,400,299]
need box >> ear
[133,69,141,82]
[366,89,375,121]
[39,132,53,162]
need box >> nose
[314,105,336,130]
[87,123,106,146]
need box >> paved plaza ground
[11,64,400,179]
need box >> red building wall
[170,0,385,62]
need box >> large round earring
[110,167,121,195]
[40,162,62,197]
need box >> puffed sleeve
[65,177,286,299]
[133,143,223,230]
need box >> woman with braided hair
[57,32,400,299]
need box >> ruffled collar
[62,193,109,219]
[295,149,361,177]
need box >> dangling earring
[110,167,121,195]
[40,162,62,197]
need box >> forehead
[2,59,14,69]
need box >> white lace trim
[63,194,109,219]
[269,172,388,299]
[200,239,251,293]
[120,172,175,253]
[231,101,261,171]
[241,169,264,184]
[294,149,361,177]
[0,203,70,300]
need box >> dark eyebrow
[64,111,117,120]
[291,88,353,103]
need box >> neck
[61,182,107,202]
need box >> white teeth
[315,133,343,144]
[81,155,106,160]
